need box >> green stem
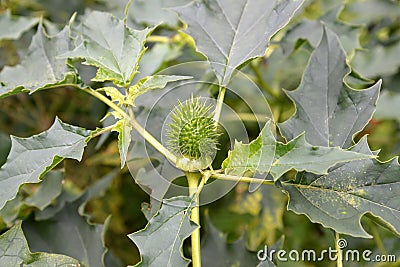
[90,125,114,138]
[81,87,177,163]
[186,172,202,267]
[210,173,275,185]
[213,86,226,125]
[146,35,171,43]
[335,232,343,267]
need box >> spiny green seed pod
[167,97,219,171]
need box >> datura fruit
[167,97,219,172]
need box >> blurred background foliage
[0,0,399,266]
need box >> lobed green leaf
[222,121,373,180]
[23,195,110,267]
[0,10,39,40]
[128,196,198,267]
[279,25,381,149]
[0,23,78,99]
[0,222,80,266]
[173,0,304,85]
[283,138,400,238]
[62,10,153,87]
[0,118,90,210]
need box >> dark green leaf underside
[0,222,80,266]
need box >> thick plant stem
[335,232,343,267]
[81,87,177,163]
[213,86,226,125]
[186,172,202,267]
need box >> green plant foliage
[128,196,197,267]
[128,75,192,106]
[112,118,133,168]
[352,42,400,78]
[23,195,110,267]
[24,170,63,210]
[129,0,188,27]
[0,222,80,266]
[0,10,39,40]
[279,26,381,148]
[222,121,372,180]
[104,75,190,167]
[283,137,400,238]
[0,23,78,99]
[173,0,304,85]
[0,118,90,210]
[62,10,152,87]
[282,6,362,55]
[0,0,399,266]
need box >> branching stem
[90,125,114,138]
[81,87,177,163]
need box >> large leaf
[0,222,80,266]
[63,10,152,87]
[0,23,78,99]
[222,121,373,180]
[128,196,197,267]
[173,0,304,85]
[0,10,39,40]
[283,137,400,238]
[0,118,90,210]
[22,195,109,267]
[279,26,381,149]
